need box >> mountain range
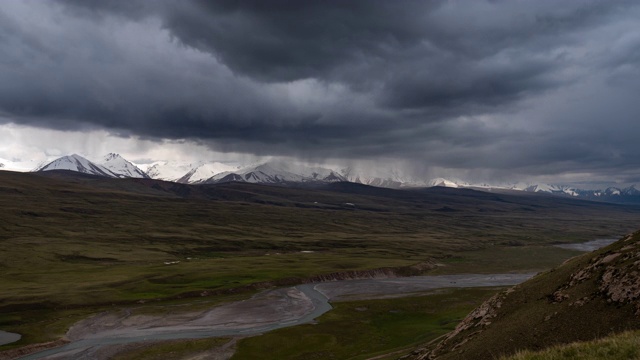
[10,153,640,203]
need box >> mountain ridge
[27,153,640,203]
[36,154,117,178]
[204,161,346,185]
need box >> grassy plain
[1,170,639,349]
[232,288,499,360]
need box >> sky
[1,0,640,186]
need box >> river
[18,273,534,360]
[554,238,617,252]
[0,331,20,346]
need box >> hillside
[409,230,640,360]
[503,330,640,360]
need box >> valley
[17,274,533,359]
[1,170,640,359]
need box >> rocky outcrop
[408,292,507,360]
[549,232,640,310]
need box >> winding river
[18,273,534,360]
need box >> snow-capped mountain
[583,186,640,197]
[205,161,345,184]
[428,178,471,188]
[145,161,197,182]
[100,153,148,178]
[17,153,640,204]
[177,162,241,184]
[518,183,639,198]
[35,154,117,177]
[340,166,428,188]
[622,185,640,196]
[524,183,579,196]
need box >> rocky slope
[407,231,640,360]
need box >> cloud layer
[1,1,640,183]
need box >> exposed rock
[549,291,569,303]
[413,292,506,360]
[569,297,590,307]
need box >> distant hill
[408,230,640,360]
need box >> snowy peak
[428,178,462,188]
[206,161,346,184]
[339,166,424,188]
[21,153,640,205]
[604,187,621,196]
[484,182,640,200]
[34,153,148,179]
[100,153,148,178]
[36,154,117,177]
[178,162,241,184]
[623,185,640,196]
[146,161,196,182]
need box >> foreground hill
[504,330,640,360]
[409,230,640,360]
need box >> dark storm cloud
[2,0,640,182]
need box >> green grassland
[1,170,640,348]
[111,337,232,360]
[232,288,499,360]
[503,330,640,360]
